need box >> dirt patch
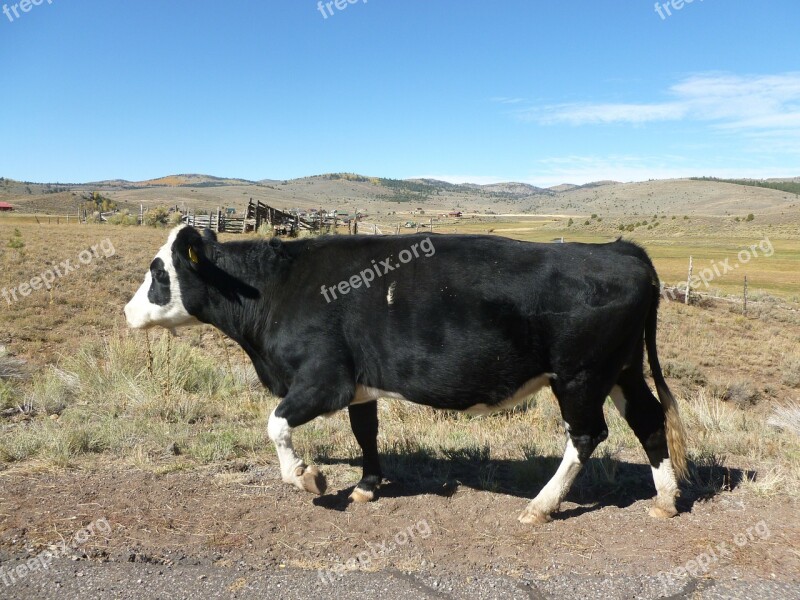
[1,461,797,586]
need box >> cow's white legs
[267,410,326,495]
[650,458,679,518]
[610,380,679,518]
[518,437,583,524]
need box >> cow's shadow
[312,447,752,518]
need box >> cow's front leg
[268,408,327,495]
[267,375,355,495]
[348,401,382,502]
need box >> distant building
[448,211,463,218]
[0,202,13,212]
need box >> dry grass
[768,401,800,438]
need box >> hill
[1,173,798,220]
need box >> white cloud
[490,97,525,105]
[525,155,795,187]
[413,159,795,188]
[517,73,800,134]
[533,102,686,125]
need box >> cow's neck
[203,241,279,351]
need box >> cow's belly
[462,374,553,415]
[351,374,553,414]
[352,385,410,404]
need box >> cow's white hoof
[299,465,327,495]
[518,508,552,525]
[649,503,678,519]
[349,487,374,503]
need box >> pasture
[1,219,798,597]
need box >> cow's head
[124,225,211,330]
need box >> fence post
[743,275,748,316]
[140,204,144,226]
[685,256,693,305]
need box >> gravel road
[1,556,797,600]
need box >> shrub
[663,360,707,385]
[143,206,171,228]
[7,228,24,249]
[782,357,800,388]
[722,381,761,407]
[107,210,139,226]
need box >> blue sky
[2,1,799,186]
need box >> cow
[124,225,687,524]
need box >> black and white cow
[125,225,687,523]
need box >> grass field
[0,219,798,500]
[454,218,800,299]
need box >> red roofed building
[0,202,13,212]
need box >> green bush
[108,210,139,226]
[7,228,24,249]
[143,206,171,228]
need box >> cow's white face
[124,225,199,330]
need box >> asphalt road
[0,556,797,600]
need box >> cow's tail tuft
[645,286,688,481]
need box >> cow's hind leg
[610,368,679,518]
[348,401,382,503]
[519,376,610,524]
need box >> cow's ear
[174,227,206,272]
[269,236,289,259]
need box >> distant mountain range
[1,172,798,219]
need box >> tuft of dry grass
[782,357,800,388]
[768,401,800,437]
[0,332,271,469]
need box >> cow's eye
[152,267,169,283]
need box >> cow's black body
[164,227,685,513]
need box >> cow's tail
[645,286,688,481]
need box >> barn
[0,202,14,212]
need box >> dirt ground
[1,453,798,597]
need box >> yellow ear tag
[188,247,199,264]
